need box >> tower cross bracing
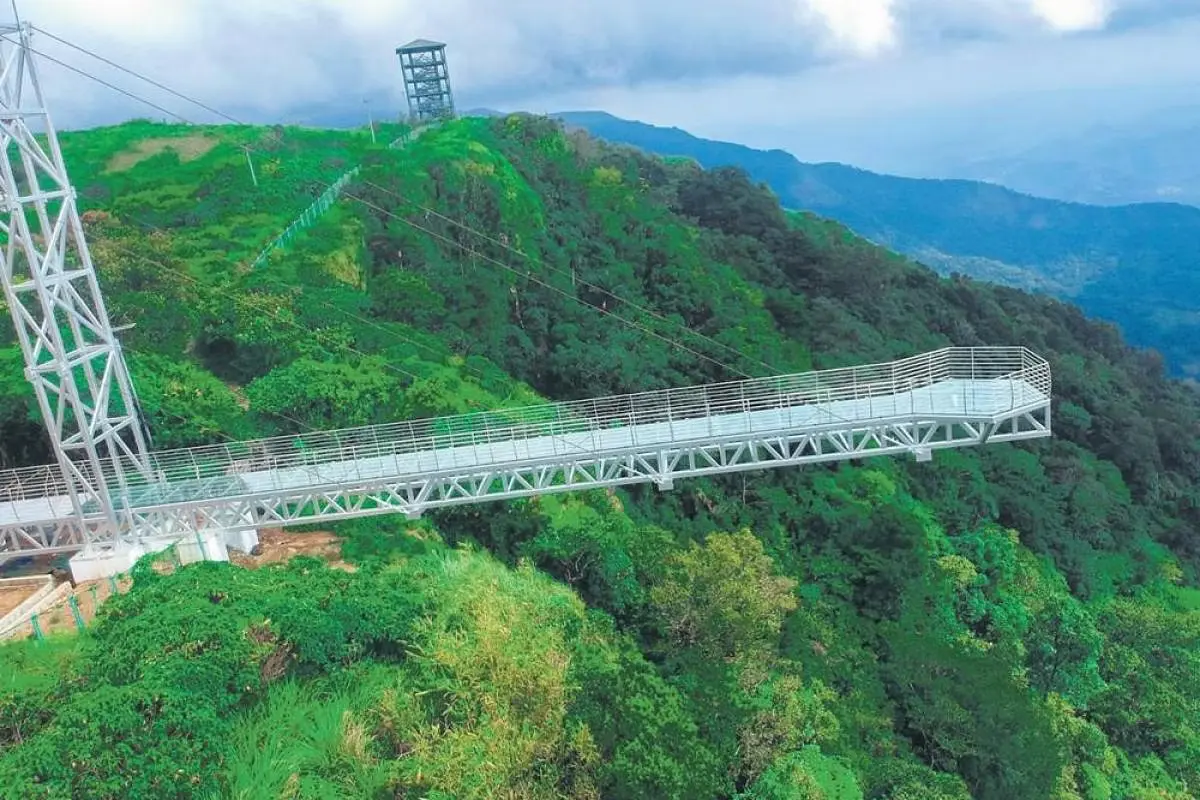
[0,23,154,555]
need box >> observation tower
[396,39,455,122]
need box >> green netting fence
[251,118,441,271]
[250,165,361,269]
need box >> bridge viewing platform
[0,347,1051,578]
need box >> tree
[650,529,797,661]
[245,355,405,430]
[1026,594,1105,708]
[736,747,863,800]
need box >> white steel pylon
[0,22,153,549]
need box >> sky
[8,0,1200,171]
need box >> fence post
[68,595,85,632]
[30,613,43,642]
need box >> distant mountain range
[943,112,1200,208]
[554,110,1200,378]
[776,93,1200,209]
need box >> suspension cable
[12,28,771,380]
[361,178,781,376]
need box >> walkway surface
[0,347,1052,558]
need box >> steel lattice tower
[0,23,153,548]
[396,39,455,123]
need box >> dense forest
[559,110,1200,379]
[0,114,1197,799]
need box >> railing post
[972,349,980,413]
[705,390,713,438]
[634,396,643,440]
[740,382,750,433]
[369,426,383,465]
[907,361,914,416]
[929,356,935,414]
[402,421,417,471]
[890,362,897,417]
[666,391,674,443]
[590,398,602,452]
[480,411,496,460]
[188,450,203,483]
[429,422,441,472]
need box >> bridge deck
[0,347,1052,555]
[237,377,1046,500]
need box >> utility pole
[365,98,376,143]
[243,145,258,187]
[0,22,155,550]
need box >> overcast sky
[9,0,1200,168]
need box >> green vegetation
[0,114,1198,798]
[558,110,1200,379]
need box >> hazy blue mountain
[555,110,1200,377]
[945,109,1200,207]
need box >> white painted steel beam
[0,27,1054,570]
[0,23,154,555]
[0,347,1053,560]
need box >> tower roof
[397,38,446,52]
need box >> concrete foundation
[223,528,260,555]
[66,527,261,582]
[69,542,149,583]
[177,532,230,566]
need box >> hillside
[0,115,1198,799]
[556,110,1200,378]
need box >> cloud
[534,9,1200,173]
[3,0,1197,138]
[1028,0,1112,30]
[802,0,899,56]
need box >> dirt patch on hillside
[230,528,354,572]
[106,134,219,172]
[0,583,41,617]
[36,576,130,638]
[225,381,250,411]
[3,530,353,640]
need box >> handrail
[0,346,1050,506]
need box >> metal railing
[0,346,1050,509]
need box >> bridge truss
[0,346,1052,561]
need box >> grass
[106,133,220,172]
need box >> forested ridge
[0,114,1197,799]
[557,110,1200,380]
